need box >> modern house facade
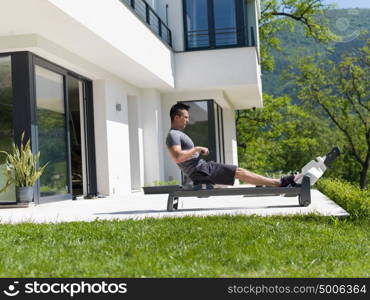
[0,0,262,204]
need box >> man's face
[176,109,189,129]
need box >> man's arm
[168,145,209,164]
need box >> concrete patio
[0,188,349,224]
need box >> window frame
[183,0,246,51]
[179,99,225,163]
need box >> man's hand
[168,145,209,163]
[196,146,209,156]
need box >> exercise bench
[143,176,311,211]
[143,147,340,212]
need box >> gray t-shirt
[166,128,205,176]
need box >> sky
[323,0,370,9]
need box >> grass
[0,215,369,277]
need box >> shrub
[316,178,370,219]
[0,133,48,193]
[152,180,180,186]
[143,180,180,187]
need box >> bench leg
[173,197,179,210]
[167,195,179,211]
[299,176,311,207]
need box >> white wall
[246,0,260,52]
[128,96,144,190]
[93,80,110,195]
[161,96,182,183]
[156,0,184,51]
[94,77,140,196]
[175,47,259,89]
[223,108,239,166]
[141,89,165,185]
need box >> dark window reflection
[183,101,210,160]
[0,56,15,202]
[185,0,210,48]
[214,0,237,46]
[68,76,85,197]
[35,65,68,197]
[185,0,244,50]
[182,100,224,163]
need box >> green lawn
[0,215,369,277]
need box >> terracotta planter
[16,186,33,203]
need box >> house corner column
[141,89,165,185]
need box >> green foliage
[244,9,370,188]
[260,0,336,71]
[152,180,180,186]
[0,133,48,192]
[183,120,209,154]
[294,40,370,188]
[37,109,68,195]
[263,9,370,96]
[236,94,336,176]
[316,178,370,219]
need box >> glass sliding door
[0,56,15,202]
[35,65,69,197]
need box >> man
[166,103,295,187]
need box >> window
[35,65,69,197]
[184,0,210,49]
[214,0,237,46]
[184,0,246,50]
[183,101,210,158]
[180,100,225,184]
[182,100,225,163]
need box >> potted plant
[0,133,48,203]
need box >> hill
[262,8,370,99]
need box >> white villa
[0,0,262,204]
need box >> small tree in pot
[0,133,48,203]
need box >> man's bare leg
[235,168,280,186]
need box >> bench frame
[143,175,311,211]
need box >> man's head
[170,102,190,129]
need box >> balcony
[174,47,262,109]
[120,0,172,48]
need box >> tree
[294,40,370,188]
[260,0,335,71]
[236,94,336,176]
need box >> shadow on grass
[93,204,304,216]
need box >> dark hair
[170,102,190,122]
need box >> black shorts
[189,161,237,186]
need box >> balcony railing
[120,0,172,48]
[186,26,256,50]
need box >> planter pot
[16,186,33,203]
